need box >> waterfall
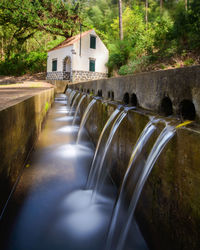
[105,119,157,250]
[72,95,86,126]
[68,90,76,107]
[70,93,80,115]
[86,108,121,189]
[113,124,175,250]
[76,99,97,144]
[92,111,127,200]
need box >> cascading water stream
[105,119,157,250]
[76,99,97,144]
[114,124,176,250]
[91,107,136,199]
[72,95,86,126]
[86,108,121,189]
[69,93,80,115]
[68,90,76,107]
[91,111,127,201]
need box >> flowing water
[105,119,158,250]
[86,108,121,189]
[114,124,176,250]
[92,111,127,199]
[72,94,86,126]
[68,90,76,107]
[76,99,97,144]
[0,90,178,250]
[70,93,80,115]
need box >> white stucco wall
[47,30,109,74]
[47,45,73,72]
[72,30,109,73]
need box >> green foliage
[118,56,150,75]
[0,0,200,77]
[107,40,132,75]
[184,58,195,66]
[45,102,49,112]
[0,51,47,76]
[0,0,83,39]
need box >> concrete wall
[70,92,200,250]
[49,80,68,94]
[68,65,200,123]
[0,88,54,215]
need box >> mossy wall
[0,88,54,214]
[69,91,200,250]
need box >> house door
[63,56,71,81]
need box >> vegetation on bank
[0,0,199,76]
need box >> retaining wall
[0,88,54,215]
[68,65,200,123]
[68,91,200,250]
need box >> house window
[52,59,57,71]
[90,35,96,49]
[89,59,95,72]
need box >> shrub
[0,51,47,76]
[118,56,150,75]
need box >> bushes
[0,51,47,76]
[107,40,132,75]
[118,56,150,75]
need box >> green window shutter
[90,36,96,49]
[52,60,57,71]
[89,60,95,72]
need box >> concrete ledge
[68,65,200,122]
[48,80,69,94]
[0,88,54,214]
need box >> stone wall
[72,70,107,82]
[46,71,70,80]
[68,65,200,123]
[47,70,107,82]
[0,88,54,215]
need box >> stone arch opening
[63,56,71,80]
[111,91,114,101]
[179,99,196,120]
[108,91,111,99]
[160,97,173,116]
[123,92,130,105]
[87,89,90,94]
[97,90,102,97]
[130,93,138,107]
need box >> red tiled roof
[48,29,93,52]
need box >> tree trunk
[118,0,123,40]
[1,37,3,60]
[185,0,188,11]
[160,0,163,13]
[145,0,148,29]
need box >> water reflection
[56,125,79,134]
[55,144,94,158]
[55,116,74,122]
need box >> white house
[46,29,109,82]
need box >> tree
[0,0,84,41]
[118,0,123,40]
[160,0,163,13]
[145,0,148,28]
